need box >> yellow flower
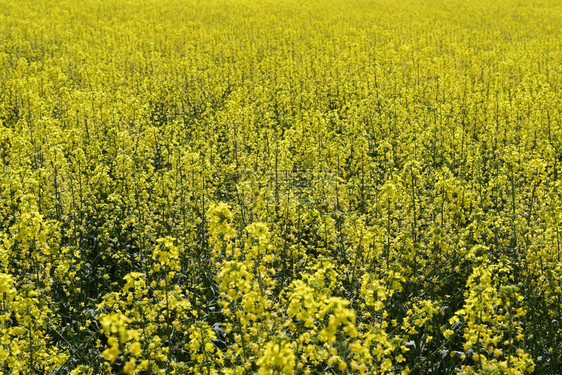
[129,341,142,357]
[257,339,296,375]
[382,358,392,372]
[0,273,16,302]
[101,337,121,363]
[443,329,454,339]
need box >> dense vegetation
[0,0,560,374]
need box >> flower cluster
[0,0,559,373]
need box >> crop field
[0,0,561,374]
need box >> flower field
[0,0,560,373]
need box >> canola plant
[0,0,560,374]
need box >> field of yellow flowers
[0,0,561,374]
